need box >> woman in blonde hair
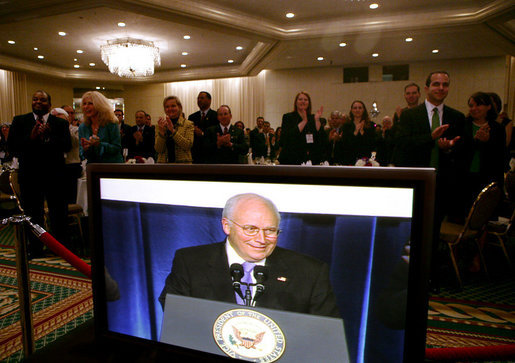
[78,91,123,163]
[155,96,194,163]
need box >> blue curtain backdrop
[102,200,411,363]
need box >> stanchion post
[12,215,35,357]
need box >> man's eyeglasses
[227,219,280,237]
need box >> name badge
[306,133,314,143]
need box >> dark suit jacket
[159,242,340,318]
[8,112,71,180]
[392,103,465,169]
[119,120,132,150]
[188,109,218,163]
[128,125,155,159]
[278,111,327,165]
[204,124,248,164]
[250,127,266,158]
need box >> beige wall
[25,74,74,111]
[262,56,507,129]
[121,83,165,126]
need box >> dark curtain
[102,200,411,362]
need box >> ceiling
[0,0,513,84]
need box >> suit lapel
[206,242,237,303]
[257,249,291,309]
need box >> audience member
[394,71,465,289]
[188,91,218,163]
[376,115,396,165]
[8,90,71,257]
[54,106,82,204]
[145,113,153,127]
[204,105,248,164]
[0,124,11,164]
[234,121,245,130]
[114,109,131,152]
[279,92,327,165]
[459,92,505,211]
[128,110,155,159]
[250,116,266,159]
[155,96,194,163]
[262,121,276,160]
[393,83,421,124]
[488,92,513,169]
[325,111,344,164]
[79,91,124,163]
[340,100,378,165]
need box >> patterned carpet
[0,225,93,362]
[0,224,513,361]
[427,278,515,349]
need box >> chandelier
[101,38,161,78]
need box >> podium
[161,294,350,362]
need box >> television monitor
[89,164,434,362]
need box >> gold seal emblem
[213,309,286,362]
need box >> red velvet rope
[426,344,515,360]
[38,232,91,279]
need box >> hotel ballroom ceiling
[0,0,513,83]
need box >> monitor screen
[89,164,434,362]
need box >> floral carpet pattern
[0,225,93,362]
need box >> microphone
[230,263,245,301]
[252,265,268,304]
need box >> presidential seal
[213,309,286,362]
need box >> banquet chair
[44,202,85,253]
[0,168,19,216]
[8,169,23,212]
[440,182,503,287]
[480,172,515,271]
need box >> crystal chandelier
[101,38,161,78]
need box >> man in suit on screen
[159,193,340,318]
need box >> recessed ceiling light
[33,47,38,51]
[117,22,126,27]
[182,51,188,56]
[372,53,379,57]
[89,63,95,66]
[339,42,347,47]
[58,31,66,36]
[286,13,295,18]
[74,58,78,61]
[180,64,187,68]
[76,50,84,54]
[432,49,439,54]
[405,37,413,42]
[96,87,101,90]
[183,35,190,40]
[236,46,243,50]
[228,59,234,63]
[7,40,15,44]
[74,64,80,68]
[369,3,379,9]
[37,55,44,59]
[317,56,324,61]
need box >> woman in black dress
[278,92,326,165]
[340,100,378,165]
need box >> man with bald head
[159,193,340,318]
[8,90,71,256]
